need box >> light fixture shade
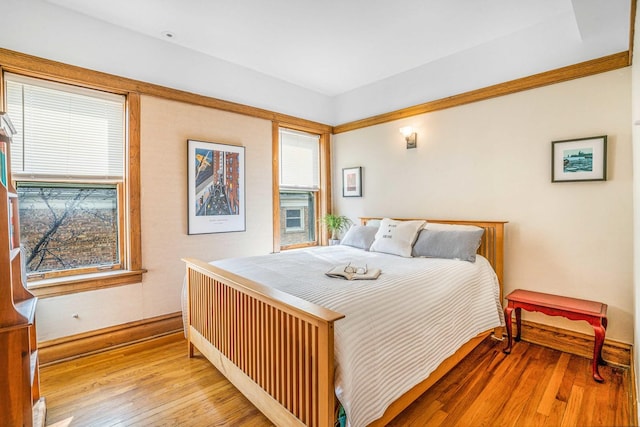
[399,126,413,137]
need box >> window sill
[28,269,147,299]
[280,242,319,251]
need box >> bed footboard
[184,258,345,427]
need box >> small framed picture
[187,139,246,234]
[342,167,362,197]
[551,136,607,183]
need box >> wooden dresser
[0,112,45,426]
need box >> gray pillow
[340,225,378,250]
[411,228,484,262]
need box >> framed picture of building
[187,139,245,234]
[551,135,607,183]
[342,166,362,197]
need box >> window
[278,128,320,248]
[4,73,126,281]
[285,208,303,231]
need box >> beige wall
[139,96,274,317]
[333,69,634,342]
[37,95,274,340]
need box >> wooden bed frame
[183,218,506,427]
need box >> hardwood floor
[40,333,634,427]
[388,337,633,427]
[41,333,270,427]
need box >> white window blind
[279,128,320,191]
[4,73,125,180]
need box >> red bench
[503,289,608,382]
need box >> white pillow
[369,218,425,257]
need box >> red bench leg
[592,319,607,383]
[598,317,608,365]
[514,307,522,342]
[503,305,514,354]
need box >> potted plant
[321,213,352,245]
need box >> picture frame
[551,135,607,183]
[187,139,246,234]
[342,166,362,197]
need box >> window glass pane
[286,218,301,228]
[280,191,315,245]
[285,209,302,229]
[17,183,119,275]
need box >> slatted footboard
[184,258,345,427]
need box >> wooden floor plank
[612,365,632,427]
[560,384,584,427]
[556,354,581,404]
[498,345,545,426]
[544,399,568,426]
[578,378,598,426]
[537,352,572,416]
[40,333,634,427]
[515,344,561,425]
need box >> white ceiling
[44,0,632,98]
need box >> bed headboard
[360,217,507,299]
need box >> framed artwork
[342,166,362,197]
[551,135,607,183]
[187,139,245,234]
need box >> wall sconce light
[399,126,417,149]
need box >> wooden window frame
[0,68,144,298]
[272,122,331,252]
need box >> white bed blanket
[210,245,504,427]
